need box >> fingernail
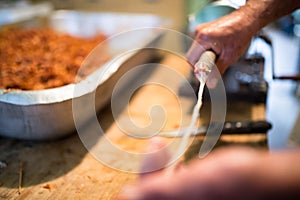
[147,137,165,152]
[118,186,142,200]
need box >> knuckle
[195,27,210,40]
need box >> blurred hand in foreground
[119,137,300,200]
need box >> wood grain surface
[0,54,267,199]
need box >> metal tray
[0,10,169,140]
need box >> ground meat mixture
[0,28,109,90]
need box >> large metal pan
[0,10,169,140]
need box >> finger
[119,168,200,200]
[140,137,171,177]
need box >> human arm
[187,0,300,74]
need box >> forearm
[237,0,300,33]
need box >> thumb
[206,67,220,89]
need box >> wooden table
[0,54,267,199]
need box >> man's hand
[187,0,300,74]
[119,138,300,200]
[187,13,254,74]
